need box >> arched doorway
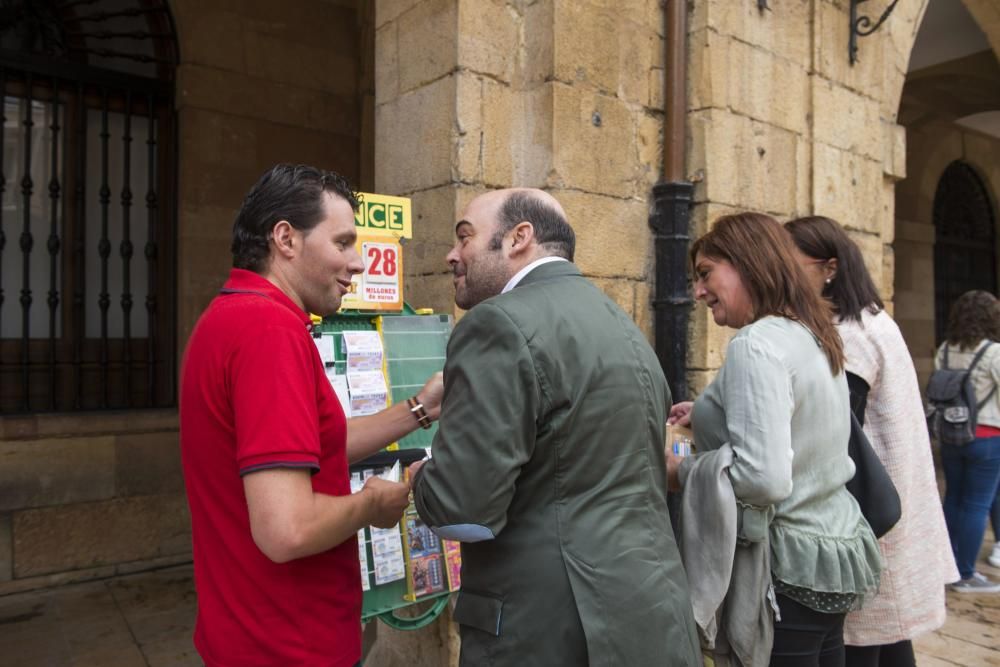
[932,161,997,343]
[893,0,1000,375]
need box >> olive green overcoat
[413,261,701,667]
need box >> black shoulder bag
[845,372,902,538]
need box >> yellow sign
[340,230,404,312]
[355,192,412,239]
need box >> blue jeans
[991,480,1000,542]
[941,435,1000,578]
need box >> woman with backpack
[786,216,958,666]
[933,289,1000,593]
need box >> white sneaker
[950,572,1000,593]
[989,544,1000,569]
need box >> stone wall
[685,0,926,390]
[0,412,185,595]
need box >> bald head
[446,188,575,309]
[487,188,567,218]
[486,188,575,261]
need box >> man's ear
[509,221,536,254]
[272,220,296,259]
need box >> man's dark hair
[488,191,575,261]
[231,164,359,272]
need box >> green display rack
[315,308,454,628]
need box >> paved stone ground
[0,566,199,666]
[913,536,1000,667]
[0,544,997,666]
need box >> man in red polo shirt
[180,164,442,666]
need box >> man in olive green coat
[410,188,700,666]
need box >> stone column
[377,0,665,330]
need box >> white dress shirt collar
[501,256,568,294]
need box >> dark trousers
[844,640,916,667]
[769,594,846,667]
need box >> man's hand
[407,459,426,487]
[361,477,410,528]
[665,448,683,492]
[417,372,444,420]
[667,401,694,426]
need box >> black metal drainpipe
[650,182,692,402]
[649,0,693,404]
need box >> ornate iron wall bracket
[850,0,901,65]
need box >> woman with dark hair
[934,290,1000,592]
[786,215,958,667]
[667,212,882,667]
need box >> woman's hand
[667,401,694,426]
[416,372,444,420]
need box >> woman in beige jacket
[787,216,958,667]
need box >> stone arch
[960,0,1000,63]
[899,129,1000,227]
[892,0,1000,378]
[879,0,932,122]
[882,0,1000,121]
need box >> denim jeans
[991,481,1000,542]
[940,435,1000,578]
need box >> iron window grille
[933,160,998,345]
[0,0,177,413]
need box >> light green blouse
[691,316,882,598]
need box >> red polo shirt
[180,269,360,667]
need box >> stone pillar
[377,0,665,330]
[0,413,188,596]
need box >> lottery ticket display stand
[315,193,458,631]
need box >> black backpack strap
[979,385,998,411]
[967,341,994,374]
[967,342,996,411]
[942,344,950,370]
